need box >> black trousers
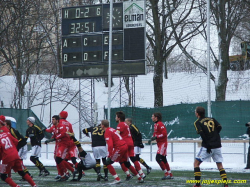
[246,145,250,168]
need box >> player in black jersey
[25,117,49,177]
[125,118,152,175]
[193,106,228,187]
[82,125,108,181]
[6,119,32,181]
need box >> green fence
[105,101,249,139]
[0,108,51,139]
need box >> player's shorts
[1,159,24,174]
[134,146,141,155]
[62,146,77,160]
[56,144,69,159]
[18,145,28,160]
[157,142,167,156]
[92,146,107,159]
[54,143,58,156]
[196,147,223,163]
[31,145,41,157]
[81,153,96,170]
[110,144,129,163]
[127,144,135,157]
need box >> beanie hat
[59,111,68,119]
[0,115,5,124]
[27,117,35,124]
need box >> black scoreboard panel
[62,36,82,64]
[61,2,146,77]
[124,28,145,60]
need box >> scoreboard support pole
[107,0,113,122]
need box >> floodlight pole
[107,0,113,123]
[207,0,211,117]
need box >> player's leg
[102,157,109,181]
[61,147,75,176]
[15,159,36,187]
[193,146,210,187]
[95,159,104,181]
[119,162,133,180]
[106,158,121,184]
[137,154,152,174]
[18,145,31,180]
[19,160,33,181]
[162,155,173,179]
[30,145,49,176]
[129,145,145,179]
[1,173,19,187]
[213,148,228,187]
[1,162,19,187]
[69,145,79,169]
[120,144,143,183]
[93,147,105,181]
[55,145,70,181]
[193,159,202,187]
[156,153,166,170]
[216,163,228,187]
[123,161,144,183]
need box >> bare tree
[0,0,52,108]
[169,0,248,101]
[147,0,204,107]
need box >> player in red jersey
[45,115,68,180]
[149,112,173,180]
[58,111,78,169]
[45,111,77,181]
[0,123,37,187]
[0,115,10,168]
[116,111,146,180]
[101,119,144,185]
[0,115,10,133]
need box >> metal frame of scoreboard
[61,1,146,78]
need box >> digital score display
[62,6,102,19]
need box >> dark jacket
[25,125,44,146]
[10,127,27,151]
[129,124,144,148]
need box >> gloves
[148,136,157,144]
[106,157,112,165]
[139,142,144,148]
[206,146,212,154]
[45,138,55,144]
[151,136,157,141]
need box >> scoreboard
[61,2,146,78]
